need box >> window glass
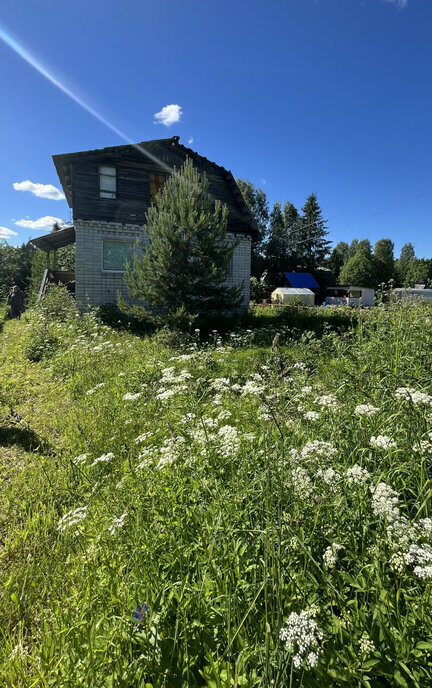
[150,172,166,203]
[227,256,233,278]
[350,290,362,298]
[103,240,134,271]
[100,166,117,198]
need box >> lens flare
[0,23,172,173]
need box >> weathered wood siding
[69,143,253,234]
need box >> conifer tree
[123,158,241,320]
[297,193,331,271]
[264,201,288,284]
[373,238,394,285]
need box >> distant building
[393,288,432,301]
[271,287,315,306]
[326,286,375,307]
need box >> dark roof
[52,136,258,239]
[284,272,320,289]
[30,226,75,252]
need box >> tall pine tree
[297,194,331,271]
[123,158,241,319]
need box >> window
[99,166,117,199]
[102,240,134,272]
[150,172,165,203]
[350,290,362,298]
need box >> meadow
[1,294,432,687]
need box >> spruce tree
[123,158,241,319]
[264,202,287,284]
[298,193,331,271]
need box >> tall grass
[1,298,432,686]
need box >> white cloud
[0,226,18,238]
[383,0,408,8]
[154,104,182,127]
[15,216,66,231]
[13,180,65,200]
[188,137,194,144]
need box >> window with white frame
[227,255,234,278]
[99,166,117,199]
[102,240,134,272]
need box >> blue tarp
[284,272,320,289]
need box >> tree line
[237,179,432,290]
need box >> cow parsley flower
[134,431,153,444]
[218,425,240,458]
[405,543,432,578]
[317,467,340,487]
[123,392,142,402]
[279,609,324,670]
[359,634,375,655]
[108,511,128,535]
[304,411,319,422]
[346,464,370,485]
[323,543,342,568]
[396,387,432,406]
[314,394,338,409]
[355,404,380,417]
[291,467,313,499]
[370,435,397,450]
[91,452,114,467]
[58,506,88,532]
[72,453,88,465]
[370,482,400,522]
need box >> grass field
[2,297,432,687]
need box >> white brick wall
[75,220,251,310]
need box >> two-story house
[31,137,258,310]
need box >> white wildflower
[304,411,319,422]
[323,543,342,568]
[134,431,153,444]
[405,543,432,578]
[123,392,142,402]
[108,511,128,535]
[370,482,400,522]
[155,388,176,401]
[317,467,340,487]
[211,377,231,392]
[91,452,114,467]
[217,409,232,421]
[300,386,313,396]
[419,518,432,535]
[58,506,88,532]
[370,435,397,450]
[359,634,375,655]
[279,609,323,670]
[218,425,240,458]
[346,464,370,485]
[291,467,313,499]
[396,387,432,406]
[72,453,88,465]
[314,394,338,409]
[355,404,380,417]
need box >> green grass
[1,300,432,686]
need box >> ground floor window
[102,240,134,272]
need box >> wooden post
[46,251,50,270]
[53,250,58,271]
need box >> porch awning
[30,226,75,252]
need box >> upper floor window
[99,166,117,199]
[150,172,165,204]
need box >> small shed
[271,287,315,306]
[326,286,374,307]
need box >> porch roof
[30,226,75,252]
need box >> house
[31,137,258,310]
[271,287,315,306]
[326,285,375,307]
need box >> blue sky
[1,0,431,257]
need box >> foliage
[297,193,331,271]
[328,241,350,280]
[339,241,375,287]
[395,243,416,285]
[3,303,432,685]
[0,240,35,299]
[123,158,242,322]
[250,276,267,302]
[373,238,395,285]
[236,178,269,278]
[404,258,432,288]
